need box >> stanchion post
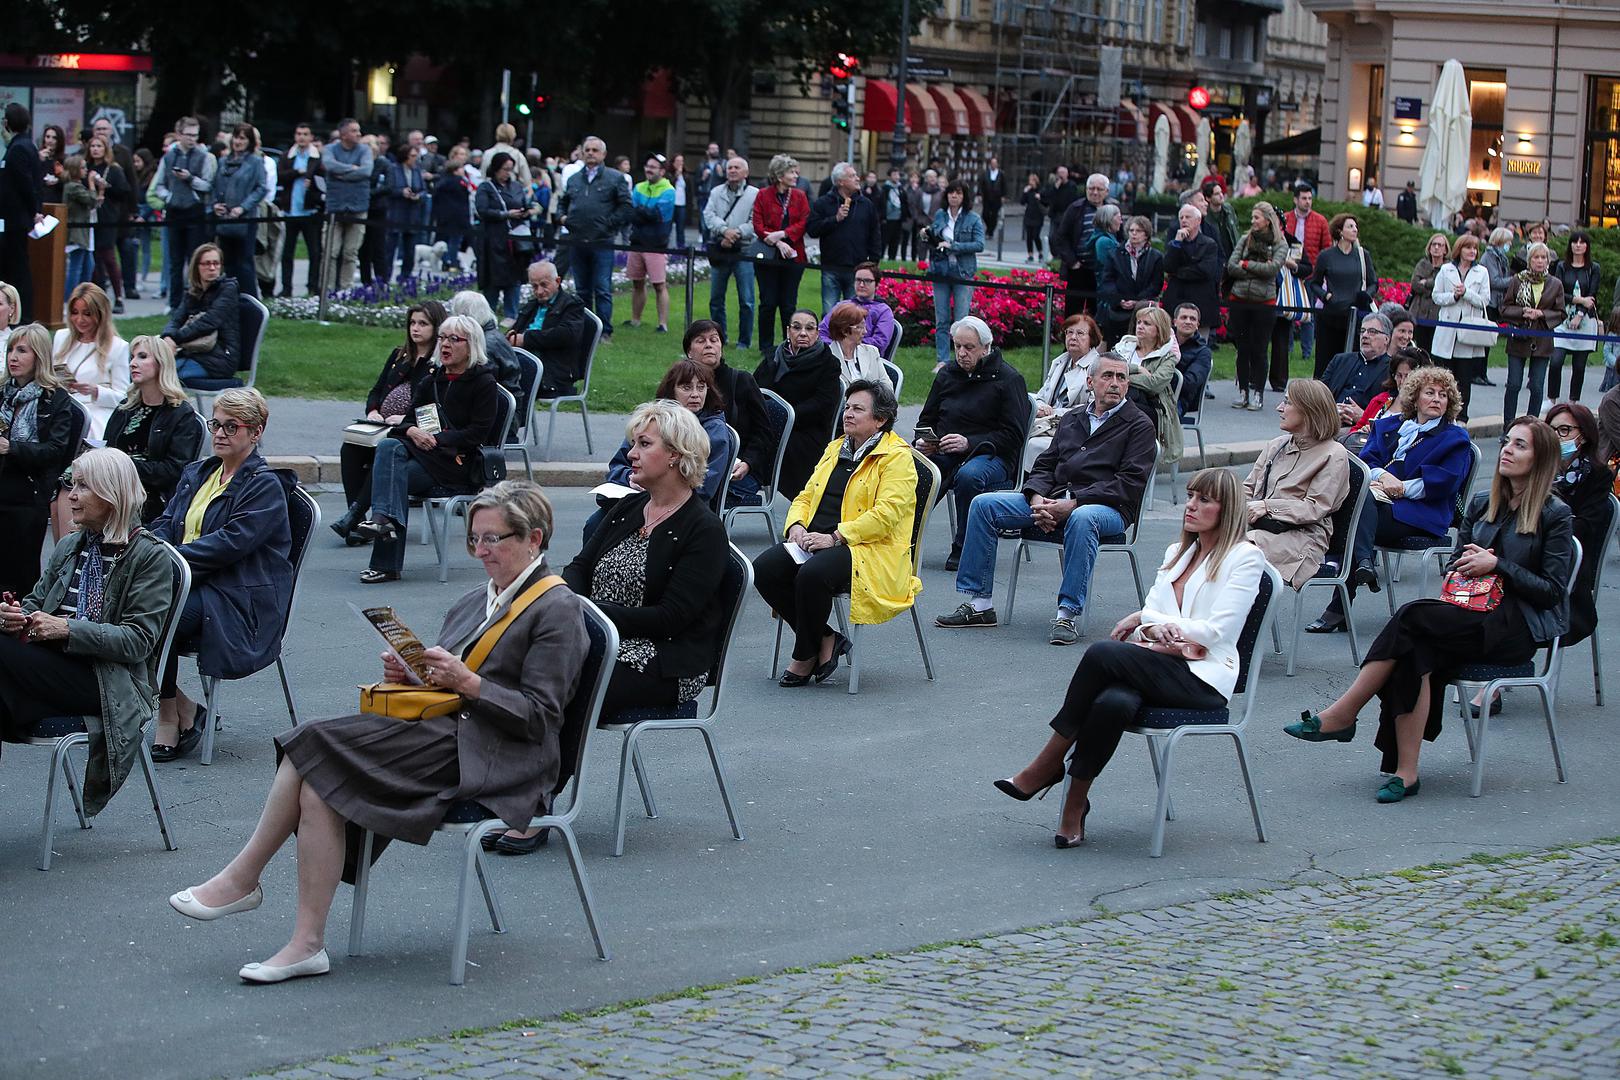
[316,212,332,324]
[1041,283,1054,374]
[684,244,695,330]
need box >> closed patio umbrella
[1194,116,1212,185]
[1152,113,1170,194]
[1418,59,1472,230]
[1231,119,1251,190]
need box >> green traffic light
[516,102,531,116]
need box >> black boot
[330,501,365,542]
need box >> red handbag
[1439,571,1503,612]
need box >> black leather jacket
[1449,491,1574,645]
[1,385,77,507]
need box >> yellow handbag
[359,575,564,720]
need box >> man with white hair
[912,316,1030,569]
[1051,172,1115,316]
[702,155,759,349]
[807,162,882,313]
[559,136,632,339]
[509,260,589,397]
[1162,202,1221,333]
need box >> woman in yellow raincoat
[753,378,921,687]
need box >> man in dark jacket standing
[936,353,1154,644]
[1162,204,1222,334]
[275,122,324,297]
[559,135,632,341]
[806,162,880,314]
[1052,173,1113,316]
[913,315,1031,569]
[1,103,43,320]
[508,261,589,397]
[1395,181,1418,225]
[979,157,1006,239]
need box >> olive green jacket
[25,530,174,815]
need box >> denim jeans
[820,269,856,317]
[166,207,209,313]
[571,243,616,330]
[217,233,258,297]
[367,438,435,573]
[64,248,93,301]
[175,358,209,382]
[484,284,520,322]
[932,282,975,364]
[955,492,1124,616]
[708,255,756,347]
[1504,351,1550,421]
[936,453,1010,550]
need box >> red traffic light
[830,52,860,80]
[1188,86,1210,110]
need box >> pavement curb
[267,416,1508,490]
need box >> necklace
[638,496,683,538]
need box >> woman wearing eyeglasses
[147,387,293,760]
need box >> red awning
[927,85,970,135]
[1175,104,1203,141]
[862,80,941,135]
[1118,101,1145,142]
[1149,102,1182,142]
[640,69,675,120]
[956,86,995,136]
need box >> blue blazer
[929,208,984,280]
[151,451,294,680]
[1358,415,1473,536]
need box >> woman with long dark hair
[211,124,269,297]
[1544,401,1613,646]
[1549,229,1602,402]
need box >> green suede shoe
[1376,776,1420,803]
[1282,711,1357,743]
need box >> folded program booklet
[349,602,432,685]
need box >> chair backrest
[507,347,543,447]
[755,388,795,505]
[1321,455,1371,579]
[62,395,89,449]
[709,424,740,515]
[907,447,943,576]
[1015,391,1040,486]
[282,481,321,626]
[1451,441,1484,528]
[577,307,605,400]
[1541,538,1586,679]
[1233,562,1282,698]
[491,385,517,450]
[882,358,904,401]
[189,406,210,461]
[238,294,269,381]
[1117,438,1163,544]
[549,597,619,823]
[882,328,902,365]
[701,544,754,719]
[149,539,194,697]
[1167,368,1183,419]
[1591,494,1620,597]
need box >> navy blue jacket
[151,451,294,680]
[806,190,882,269]
[1358,415,1473,536]
[1321,350,1390,411]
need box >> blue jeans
[436,229,464,269]
[166,207,208,314]
[937,454,1010,550]
[932,282,975,364]
[367,438,435,573]
[956,493,1125,616]
[571,243,616,331]
[175,358,209,381]
[484,284,520,322]
[709,255,755,347]
[820,269,855,316]
[64,248,93,301]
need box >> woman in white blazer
[53,282,131,443]
[1427,233,1492,419]
[825,301,892,391]
[995,468,1266,848]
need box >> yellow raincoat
[785,430,922,624]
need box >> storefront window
[1464,68,1506,205]
[1582,76,1620,228]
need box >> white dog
[412,240,448,279]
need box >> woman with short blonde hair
[1242,378,1352,588]
[625,399,711,490]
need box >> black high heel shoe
[993,771,1064,802]
[1054,799,1092,849]
[811,632,853,684]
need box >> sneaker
[1048,616,1079,645]
[1246,396,1263,411]
[112,300,125,314]
[936,603,996,629]
[1231,392,1249,409]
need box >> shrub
[877,264,1064,348]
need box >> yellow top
[182,468,229,544]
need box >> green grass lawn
[126,277,1520,414]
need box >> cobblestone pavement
[251,843,1620,1080]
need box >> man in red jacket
[1283,182,1331,368]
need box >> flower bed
[877,264,1064,348]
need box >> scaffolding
[990,0,1150,182]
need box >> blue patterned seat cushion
[1005,529,1128,545]
[1132,706,1232,729]
[726,490,765,508]
[600,702,700,727]
[1453,662,1536,682]
[1381,533,1448,551]
[441,799,496,824]
[31,715,88,739]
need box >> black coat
[274,148,324,213]
[752,341,843,497]
[1556,459,1614,645]
[162,277,241,381]
[514,288,589,390]
[562,491,727,681]
[104,400,206,522]
[917,349,1031,478]
[474,179,530,292]
[0,384,76,507]
[1024,399,1158,527]
[710,360,772,481]
[390,364,501,489]
[1100,244,1165,311]
[1162,232,1222,326]
[1451,492,1575,647]
[364,347,436,415]
[0,130,42,229]
[806,191,881,269]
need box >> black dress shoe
[1305,614,1347,634]
[352,518,398,543]
[494,829,549,854]
[812,633,852,683]
[153,706,208,762]
[944,546,961,572]
[778,670,812,687]
[329,502,364,541]
[1352,564,1381,593]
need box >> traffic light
[829,52,858,129]
[830,52,860,80]
[516,92,549,117]
[1187,85,1210,110]
[833,97,851,131]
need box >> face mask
[1560,439,1578,459]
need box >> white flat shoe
[168,884,263,921]
[239,948,331,984]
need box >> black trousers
[339,443,375,506]
[1228,305,1276,394]
[1065,264,1096,317]
[1,220,31,319]
[982,203,1001,238]
[280,213,324,294]
[1024,219,1044,260]
[881,220,904,260]
[1315,311,1356,376]
[160,591,206,698]
[1437,356,1475,419]
[1548,348,1593,403]
[1268,315,1294,391]
[1323,500,1441,616]
[1049,640,1225,780]
[753,542,852,662]
[0,499,49,600]
[756,262,806,352]
[599,660,683,720]
[0,633,103,742]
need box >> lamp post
[892,0,909,170]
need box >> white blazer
[52,329,131,443]
[1429,262,1491,361]
[1133,540,1267,700]
[831,340,891,391]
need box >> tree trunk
[703,41,754,150]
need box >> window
[1463,67,1506,195]
[1582,76,1620,227]
[958,0,973,17]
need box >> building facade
[1303,0,1620,226]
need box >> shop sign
[0,53,153,73]
[904,64,951,80]
[1505,157,1542,176]
[1393,97,1423,121]
[1277,100,1299,113]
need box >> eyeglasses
[1551,424,1578,437]
[854,276,877,285]
[440,334,469,344]
[1361,328,1389,338]
[466,530,519,553]
[206,419,252,436]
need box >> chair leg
[555,823,611,961]
[1593,632,1604,706]
[611,729,635,857]
[579,401,594,455]
[1458,684,1479,762]
[1342,583,1362,664]
[1539,683,1568,784]
[846,624,862,695]
[199,676,220,766]
[543,405,558,461]
[449,829,482,985]
[348,829,375,956]
[429,504,451,583]
[1169,461,1180,505]
[769,615,784,680]
[276,657,300,725]
[1270,615,1282,658]
[1286,589,1304,677]
[911,607,936,681]
[1469,684,1495,798]
[698,726,745,842]
[1125,549,1145,605]
[518,446,532,481]
[60,745,90,829]
[1005,540,1025,626]
[1382,552,1398,617]
[1142,735,1174,821]
[137,738,179,852]
[1148,734,1178,858]
[472,845,506,932]
[39,740,68,871]
[1231,731,1267,843]
[631,740,658,818]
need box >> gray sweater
[323,141,375,215]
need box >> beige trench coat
[1243,434,1352,588]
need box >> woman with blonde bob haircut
[1242,378,1351,588]
[0,448,179,818]
[102,335,206,521]
[562,399,729,714]
[995,468,1268,847]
